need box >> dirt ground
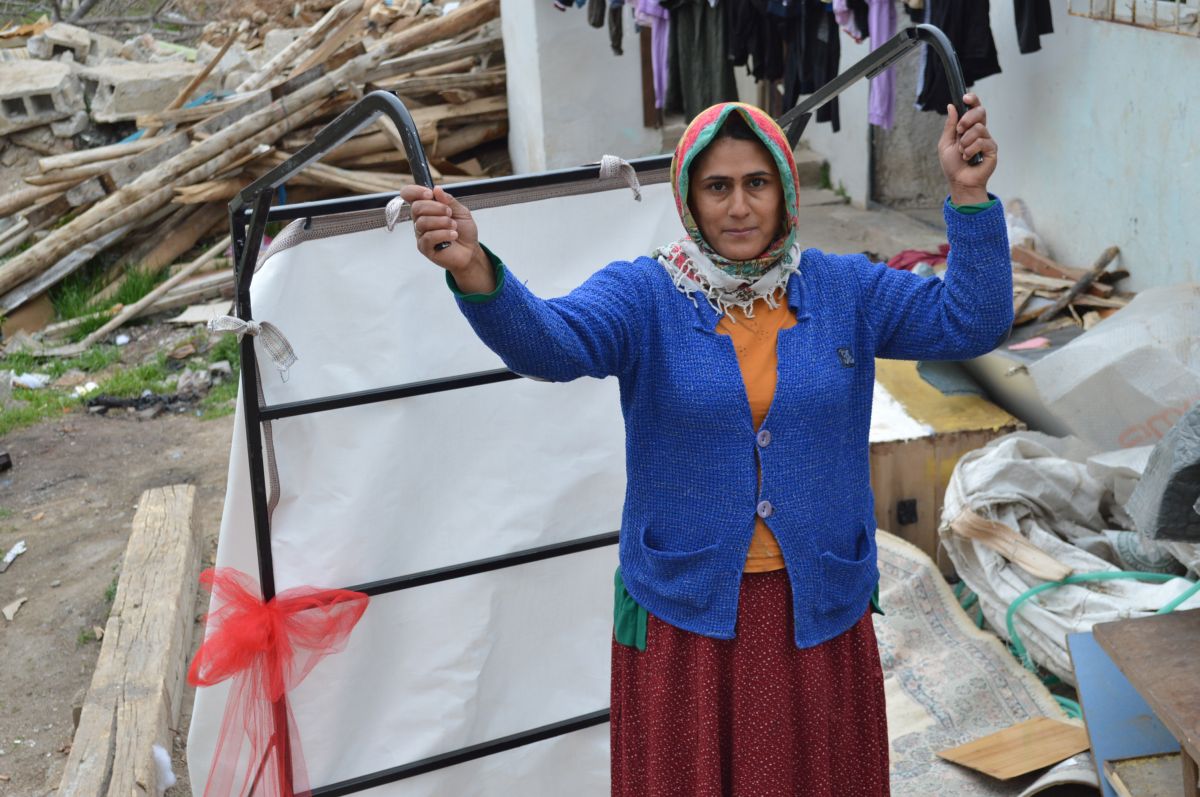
[0,411,233,796]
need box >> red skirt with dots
[610,569,889,797]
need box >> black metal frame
[225,24,975,795]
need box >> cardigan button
[756,500,774,519]
[757,429,772,448]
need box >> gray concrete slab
[0,60,82,136]
[81,60,220,123]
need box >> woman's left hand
[938,93,997,205]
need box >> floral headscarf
[654,102,803,316]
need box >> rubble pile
[0,0,505,351]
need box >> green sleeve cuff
[870,582,884,616]
[445,243,506,303]
[948,198,998,215]
[613,567,648,651]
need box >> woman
[399,96,1010,796]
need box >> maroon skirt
[610,570,889,797]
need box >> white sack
[939,432,1200,683]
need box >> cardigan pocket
[635,526,725,612]
[818,524,878,617]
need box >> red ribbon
[188,568,369,797]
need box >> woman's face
[688,136,785,262]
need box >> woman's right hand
[399,184,495,293]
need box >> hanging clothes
[832,0,869,40]
[866,0,896,129]
[636,0,671,108]
[726,0,785,82]
[903,0,923,23]
[609,0,625,55]
[916,0,1001,114]
[775,0,842,132]
[663,0,738,120]
[1015,0,1054,54]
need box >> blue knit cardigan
[455,199,1013,648]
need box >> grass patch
[95,355,172,397]
[77,628,99,646]
[50,264,168,341]
[103,575,118,604]
[0,508,12,520]
[0,345,120,381]
[199,377,239,419]
[819,161,832,191]
[206,331,240,367]
[0,388,78,437]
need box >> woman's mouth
[724,228,758,238]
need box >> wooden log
[374,68,506,96]
[103,131,191,190]
[235,0,365,92]
[0,92,328,303]
[56,486,199,797]
[135,94,265,129]
[1036,246,1121,323]
[291,8,366,75]
[22,193,71,229]
[0,180,76,218]
[1012,287,1033,319]
[1011,245,1086,281]
[265,150,407,193]
[36,138,157,173]
[366,35,503,83]
[44,236,231,356]
[25,159,119,186]
[0,0,500,305]
[190,90,273,140]
[0,220,32,259]
[269,41,367,100]
[173,178,248,205]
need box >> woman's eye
[707,182,726,192]
[749,177,769,188]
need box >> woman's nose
[729,188,750,217]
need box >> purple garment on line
[833,0,864,40]
[636,0,669,110]
[868,0,896,129]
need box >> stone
[136,404,165,421]
[26,23,91,62]
[80,60,220,123]
[52,369,88,389]
[207,360,233,382]
[65,178,106,207]
[0,61,83,136]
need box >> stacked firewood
[0,0,503,353]
[1010,245,1131,330]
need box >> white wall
[811,4,1200,290]
[502,0,661,173]
[805,35,873,208]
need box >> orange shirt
[716,299,796,573]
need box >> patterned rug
[875,531,1099,796]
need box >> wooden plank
[189,89,273,140]
[1037,246,1121,322]
[946,508,1072,582]
[21,193,71,229]
[37,138,157,173]
[1104,754,1184,797]
[1012,287,1034,317]
[1068,631,1181,797]
[57,485,199,797]
[1012,244,1115,297]
[1094,611,1200,763]
[25,158,119,186]
[291,9,365,75]
[366,35,502,82]
[0,224,133,317]
[135,95,262,129]
[372,68,506,96]
[1012,244,1087,281]
[937,717,1089,779]
[94,201,226,301]
[0,180,76,218]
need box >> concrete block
[196,39,254,76]
[26,23,91,62]
[51,109,89,138]
[259,28,305,66]
[86,32,124,65]
[0,61,83,136]
[81,61,220,123]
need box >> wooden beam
[235,0,365,92]
[94,202,226,301]
[135,94,264,129]
[102,131,191,190]
[291,8,365,75]
[56,485,199,797]
[0,180,76,218]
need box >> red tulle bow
[188,568,369,797]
